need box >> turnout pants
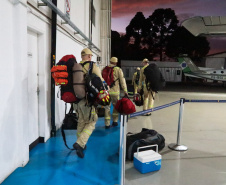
[143,85,155,111]
[105,94,119,126]
[134,84,138,94]
[73,99,98,148]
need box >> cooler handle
[137,144,158,156]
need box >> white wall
[0,0,111,183]
[206,58,226,69]
[0,1,29,183]
[92,0,101,48]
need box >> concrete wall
[0,0,111,183]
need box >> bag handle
[123,94,130,99]
[137,144,158,156]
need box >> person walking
[132,67,140,94]
[73,48,105,158]
[137,58,155,116]
[102,57,128,129]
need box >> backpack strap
[80,61,90,73]
[145,80,155,100]
[109,66,119,88]
[88,61,94,75]
[61,103,75,150]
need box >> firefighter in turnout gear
[132,67,140,94]
[73,48,105,158]
[104,57,128,129]
[137,58,155,116]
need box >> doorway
[27,30,39,146]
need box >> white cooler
[133,144,162,174]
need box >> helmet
[96,90,111,106]
[133,93,143,106]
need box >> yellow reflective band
[109,92,119,95]
[105,117,111,120]
[100,90,103,93]
[77,132,81,136]
[102,99,105,102]
[91,111,96,114]
[106,99,109,102]
[112,113,118,115]
[83,129,91,135]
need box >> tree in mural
[165,26,210,60]
[147,8,179,61]
[124,12,154,60]
[111,8,209,64]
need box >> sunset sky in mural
[111,0,226,54]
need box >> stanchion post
[119,114,127,185]
[168,98,188,151]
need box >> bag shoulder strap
[61,103,75,150]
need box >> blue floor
[2,117,120,185]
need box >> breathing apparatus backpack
[51,55,85,103]
[84,62,111,107]
[143,63,165,93]
[102,66,118,88]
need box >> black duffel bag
[126,128,165,161]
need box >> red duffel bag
[115,95,136,115]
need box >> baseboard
[29,137,45,151]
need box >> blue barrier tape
[185,100,226,103]
[130,100,180,118]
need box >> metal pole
[119,114,127,185]
[123,115,127,184]
[168,98,188,151]
[50,0,57,137]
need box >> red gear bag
[115,96,136,115]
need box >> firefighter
[73,48,105,158]
[137,58,155,116]
[132,67,140,94]
[104,57,128,128]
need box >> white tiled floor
[125,84,226,185]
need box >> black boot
[73,143,84,158]
[112,122,118,127]
[105,125,110,129]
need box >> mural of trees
[111,8,210,64]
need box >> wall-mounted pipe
[50,0,57,137]
[41,0,101,52]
